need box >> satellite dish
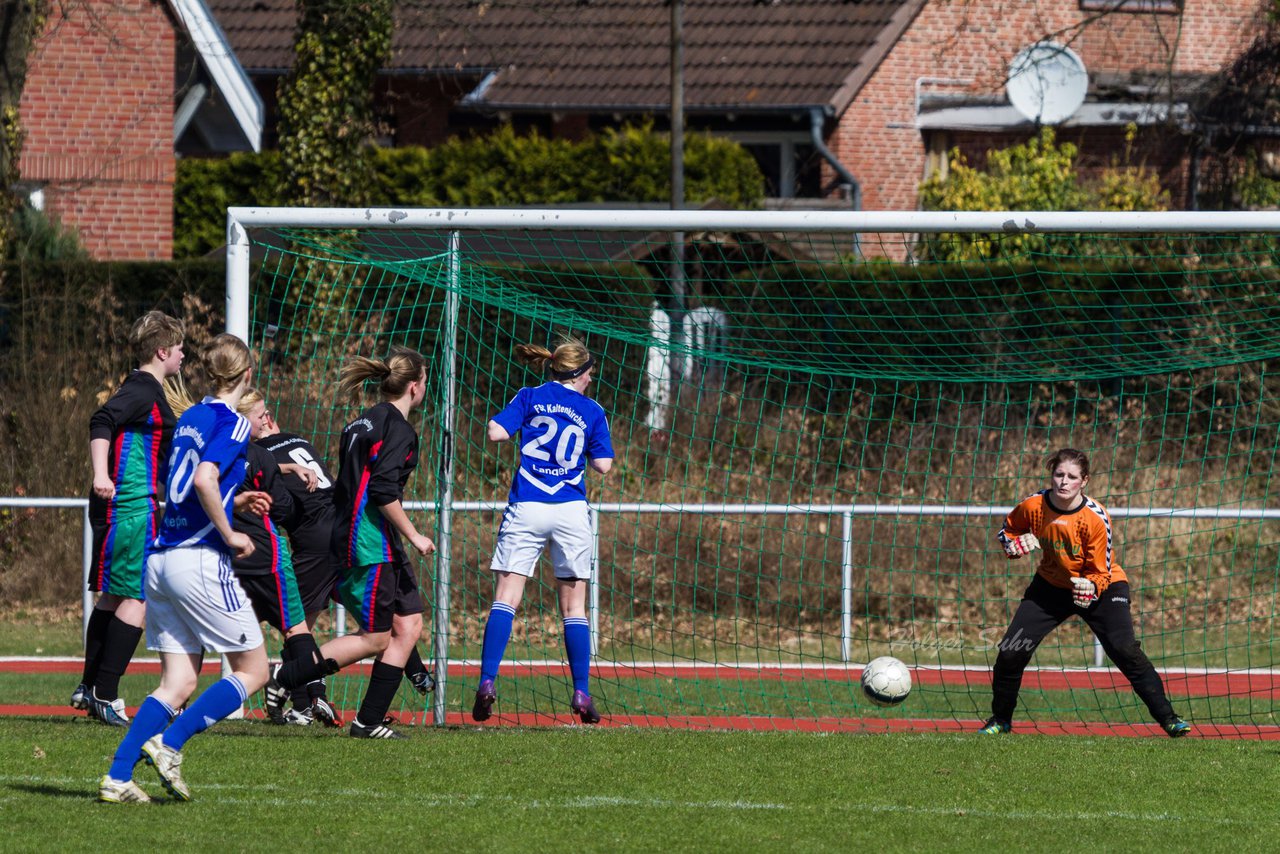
[1006,41,1088,125]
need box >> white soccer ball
[860,656,912,707]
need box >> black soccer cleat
[310,696,343,728]
[471,679,496,722]
[570,690,601,725]
[349,719,406,740]
[263,663,289,724]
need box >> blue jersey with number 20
[154,397,251,553]
[492,382,613,505]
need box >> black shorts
[337,559,425,633]
[292,549,339,617]
[237,571,305,635]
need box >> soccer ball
[860,656,912,707]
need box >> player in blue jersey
[265,347,436,739]
[472,339,614,725]
[98,334,270,803]
[77,311,185,727]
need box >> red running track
[3,658,1275,698]
[5,658,1278,738]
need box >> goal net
[227,208,1280,737]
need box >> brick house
[850,0,1273,211]
[18,0,260,260]
[210,0,1273,217]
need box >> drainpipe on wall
[810,107,861,210]
[810,107,861,256]
[809,106,860,386]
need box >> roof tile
[208,0,925,111]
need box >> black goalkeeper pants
[989,575,1176,726]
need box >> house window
[1078,0,1181,13]
[732,134,821,198]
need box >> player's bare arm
[195,461,253,559]
[90,437,115,499]
[378,498,436,555]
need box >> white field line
[0,773,1273,826]
[1,656,1276,676]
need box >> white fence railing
[0,498,94,639]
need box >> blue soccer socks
[162,675,247,751]
[107,696,175,781]
[563,617,591,695]
[479,602,516,685]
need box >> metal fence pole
[589,506,601,656]
[82,504,93,646]
[840,511,853,663]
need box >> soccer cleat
[471,679,496,722]
[98,775,151,804]
[310,697,343,728]
[71,682,90,711]
[283,708,314,726]
[977,717,1012,735]
[570,690,601,725]
[349,719,406,739]
[1165,718,1192,738]
[408,668,436,696]
[263,663,289,724]
[141,735,190,801]
[88,691,130,727]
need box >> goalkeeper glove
[1070,577,1098,608]
[1002,532,1040,559]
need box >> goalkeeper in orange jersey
[979,447,1191,738]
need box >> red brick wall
[832,0,1269,214]
[18,0,175,260]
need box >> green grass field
[1,717,1276,851]
[0,609,84,657]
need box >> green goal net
[230,209,1280,737]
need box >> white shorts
[489,501,593,580]
[144,545,265,655]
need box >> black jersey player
[78,311,185,726]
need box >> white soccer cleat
[283,707,313,726]
[141,734,191,801]
[88,692,130,727]
[98,774,151,804]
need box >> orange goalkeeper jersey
[997,489,1127,593]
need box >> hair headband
[549,355,595,381]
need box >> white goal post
[225,207,1280,341]
[224,207,1280,728]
